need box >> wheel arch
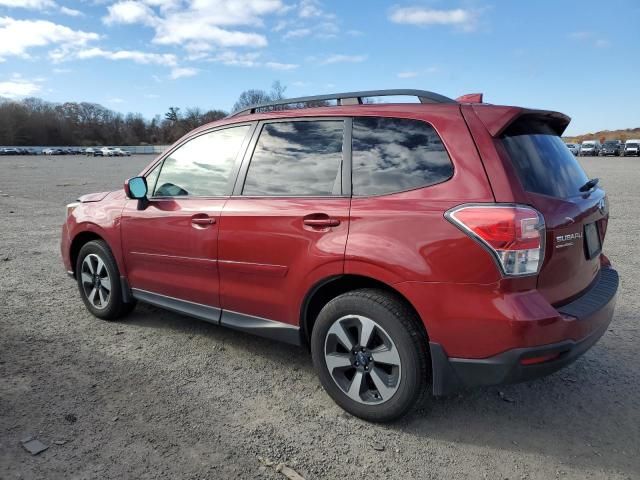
[69,231,106,276]
[300,274,429,348]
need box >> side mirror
[124,176,149,210]
[125,176,148,199]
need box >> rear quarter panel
[345,106,497,285]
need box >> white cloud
[169,67,198,79]
[207,50,296,70]
[264,61,298,70]
[60,6,83,16]
[298,0,332,19]
[211,50,261,67]
[320,54,367,65]
[283,28,311,39]
[104,0,285,49]
[108,97,125,104]
[104,1,157,26]
[0,0,55,8]
[390,7,478,31]
[72,47,177,66]
[0,16,99,60]
[0,79,42,98]
[569,32,611,48]
[52,67,71,73]
[397,71,418,78]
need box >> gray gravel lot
[1,154,639,479]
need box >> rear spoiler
[468,104,571,137]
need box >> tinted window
[243,120,344,196]
[351,117,453,196]
[501,119,589,198]
[154,126,249,197]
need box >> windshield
[582,144,594,148]
[627,143,639,148]
[501,118,589,198]
[603,142,617,146]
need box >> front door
[218,118,350,327]
[121,124,253,310]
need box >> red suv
[61,90,618,422]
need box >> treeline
[0,82,287,147]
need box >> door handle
[303,218,341,228]
[191,216,216,226]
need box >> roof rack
[229,89,456,117]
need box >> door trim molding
[130,288,301,346]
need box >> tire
[311,289,429,422]
[75,240,135,320]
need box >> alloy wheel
[324,315,402,405]
[80,253,111,310]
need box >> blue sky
[0,0,638,135]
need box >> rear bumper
[430,267,619,396]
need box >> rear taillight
[445,204,546,277]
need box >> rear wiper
[579,178,599,192]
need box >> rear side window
[500,119,589,198]
[351,117,453,196]
[242,120,344,196]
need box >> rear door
[218,118,350,327]
[496,117,608,304]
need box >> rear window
[351,117,453,196]
[500,119,589,198]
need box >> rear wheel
[311,289,429,422]
[76,240,135,320]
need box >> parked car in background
[601,140,624,156]
[85,148,95,156]
[565,143,580,156]
[43,148,65,155]
[100,147,118,157]
[114,148,132,156]
[93,148,104,157]
[580,140,601,156]
[624,140,640,156]
[0,147,20,155]
[61,89,618,422]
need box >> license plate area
[584,222,602,259]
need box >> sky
[0,0,638,135]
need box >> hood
[77,191,112,203]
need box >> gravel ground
[1,154,639,480]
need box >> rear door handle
[191,216,216,226]
[303,218,340,228]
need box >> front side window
[242,120,344,196]
[351,117,453,196]
[145,161,161,194]
[154,125,250,197]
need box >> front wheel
[76,240,135,320]
[311,289,429,422]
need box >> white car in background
[100,147,118,157]
[580,140,601,156]
[565,143,580,156]
[624,139,640,157]
[114,148,131,156]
